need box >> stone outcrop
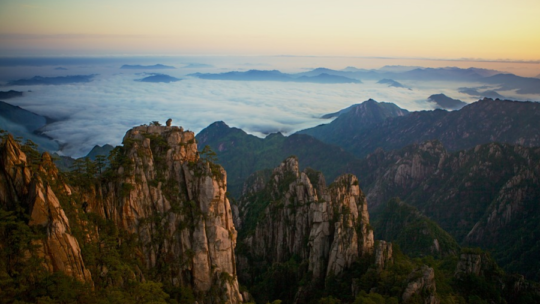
[356,140,540,279]
[0,135,92,283]
[0,124,244,304]
[454,252,497,278]
[454,251,540,300]
[361,140,448,210]
[94,124,242,303]
[402,265,439,304]
[374,240,393,269]
[235,156,374,288]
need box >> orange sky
[1,0,539,60]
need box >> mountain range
[298,98,540,158]
[189,66,540,97]
[6,75,96,85]
[3,126,539,303]
[2,82,540,303]
[0,90,23,99]
[189,70,361,84]
[196,97,540,283]
[120,64,175,69]
[0,100,58,151]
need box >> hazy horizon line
[0,54,539,65]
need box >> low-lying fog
[1,56,538,157]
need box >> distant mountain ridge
[297,99,410,151]
[189,69,361,84]
[0,90,23,99]
[300,98,540,158]
[377,78,409,89]
[188,65,540,96]
[7,75,96,85]
[0,100,58,151]
[136,73,181,83]
[459,87,505,99]
[120,64,175,69]
[427,93,467,110]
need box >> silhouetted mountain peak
[120,64,175,69]
[210,121,230,129]
[427,93,467,110]
[377,78,409,89]
[136,73,181,83]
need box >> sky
[1,0,540,60]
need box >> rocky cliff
[402,265,438,304]
[0,124,243,304]
[356,140,540,280]
[453,250,540,302]
[234,157,376,302]
[0,135,92,283]
[97,124,242,302]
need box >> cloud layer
[0,71,493,157]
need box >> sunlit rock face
[0,135,92,284]
[235,156,374,288]
[0,124,244,304]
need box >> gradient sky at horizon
[1,0,540,61]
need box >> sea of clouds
[0,60,505,157]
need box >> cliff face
[235,157,374,300]
[454,251,540,301]
[402,265,439,304]
[0,135,92,283]
[0,125,243,304]
[95,125,242,303]
[356,140,540,279]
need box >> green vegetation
[3,123,540,304]
[248,256,308,304]
[196,122,362,198]
[374,198,460,258]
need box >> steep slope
[374,198,460,258]
[234,157,375,302]
[90,124,243,303]
[0,135,92,284]
[231,157,502,304]
[196,121,362,198]
[0,124,244,304]
[3,127,540,304]
[300,98,540,158]
[355,140,540,280]
[453,250,540,303]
